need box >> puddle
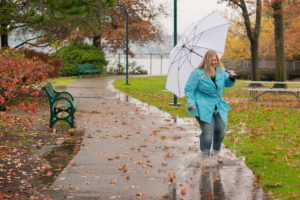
[34,130,84,191]
[108,79,270,200]
[176,159,270,200]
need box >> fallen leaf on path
[164,153,174,159]
[109,179,117,185]
[135,160,144,164]
[136,193,144,197]
[109,195,121,199]
[118,164,129,173]
[172,136,181,140]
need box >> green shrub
[52,42,108,76]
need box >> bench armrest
[52,97,75,108]
[55,91,74,101]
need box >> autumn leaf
[118,164,129,173]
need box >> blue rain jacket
[184,67,236,123]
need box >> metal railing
[106,54,300,79]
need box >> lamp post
[116,3,129,85]
[171,0,181,106]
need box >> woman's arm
[224,70,236,87]
[184,70,199,109]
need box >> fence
[222,59,300,80]
[106,54,300,80]
[106,53,170,76]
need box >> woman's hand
[188,105,196,110]
[229,71,236,78]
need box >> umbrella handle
[225,70,236,78]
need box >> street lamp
[116,3,129,85]
[171,0,181,106]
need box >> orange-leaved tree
[220,0,262,81]
[223,10,251,59]
[93,0,168,53]
[284,0,300,59]
[257,1,300,60]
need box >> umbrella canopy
[166,11,229,98]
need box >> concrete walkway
[42,76,269,200]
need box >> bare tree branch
[14,35,45,48]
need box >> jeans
[196,113,226,156]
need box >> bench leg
[50,116,75,128]
[68,113,75,128]
[250,91,258,100]
[49,113,55,128]
[50,109,75,129]
[67,108,75,128]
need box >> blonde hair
[197,50,224,77]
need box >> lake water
[107,55,171,76]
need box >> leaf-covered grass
[114,76,300,200]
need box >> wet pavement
[41,76,269,200]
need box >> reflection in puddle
[200,169,225,200]
[108,80,270,200]
[35,131,83,189]
[181,160,270,200]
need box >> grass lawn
[114,76,300,200]
[47,76,78,87]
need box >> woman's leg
[196,117,214,156]
[212,113,226,152]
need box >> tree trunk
[272,1,287,88]
[238,0,261,81]
[250,40,260,81]
[0,24,9,48]
[92,35,101,48]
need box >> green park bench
[75,63,101,77]
[44,83,76,128]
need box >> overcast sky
[156,0,227,35]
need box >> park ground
[0,75,299,200]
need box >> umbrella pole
[170,0,181,106]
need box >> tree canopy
[93,0,168,53]
[0,0,115,48]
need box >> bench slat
[247,88,300,92]
[76,64,101,76]
[246,81,300,84]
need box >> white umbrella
[166,11,229,98]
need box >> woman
[184,50,236,163]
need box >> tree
[94,0,167,53]
[0,0,115,48]
[264,0,287,86]
[257,1,300,60]
[222,11,251,59]
[33,0,115,47]
[284,0,300,59]
[220,0,262,81]
[0,0,42,47]
[259,6,275,59]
